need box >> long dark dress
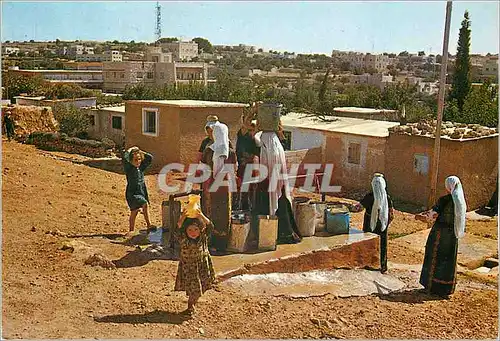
[235,129,260,210]
[360,192,394,272]
[174,218,216,298]
[419,194,459,296]
[123,151,152,211]
[254,181,302,244]
[201,147,237,252]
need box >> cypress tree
[449,11,472,112]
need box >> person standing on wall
[354,173,395,274]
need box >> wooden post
[428,1,453,209]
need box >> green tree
[418,51,426,56]
[449,10,472,112]
[158,37,179,43]
[53,104,91,137]
[459,83,498,127]
[192,37,214,54]
[2,73,46,100]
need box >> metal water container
[227,213,251,253]
[257,215,279,251]
[295,202,316,237]
[257,103,282,131]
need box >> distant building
[2,46,20,55]
[62,61,104,71]
[348,73,393,89]
[14,95,97,109]
[8,69,103,89]
[160,41,198,61]
[102,61,208,93]
[67,45,94,57]
[332,50,389,72]
[76,50,123,62]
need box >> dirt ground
[2,141,498,339]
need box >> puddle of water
[147,228,164,244]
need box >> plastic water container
[257,103,282,131]
[228,215,251,253]
[295,202,316,237]
[257,215,278,251]
[325,206,350,235]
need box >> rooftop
[333,107,397,114]
[100,105,125,113]
[281,112,400,137]
[10,69,102,73]
[126,100,248,108]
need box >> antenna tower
[155,2,162,46]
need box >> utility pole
[428,0,453,208]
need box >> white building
[76,50,123,62]
[2,46,20,55]
[160,41,198,61]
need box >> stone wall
[2,105,58,138]
[28,132,114,158]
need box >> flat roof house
[281,112,400,192]
[125,100,247,171]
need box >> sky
[1,1,499,55]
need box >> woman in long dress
[415,176,467,297]
[356,173,394,273]
[253,127,301,244]
[200,121,237,254]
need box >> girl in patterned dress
[175,206,216,316]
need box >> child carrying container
[175,195,216,316]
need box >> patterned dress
[174,218,216,297]
[419,194,459,296]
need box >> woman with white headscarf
[415,175,467,297]
[355,173,395,273]
[200,121,237,255]
[253,121,301,244]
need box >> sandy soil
[2,141,498,339]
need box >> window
[147,72,154,79]
[112,116,122,130]
[347,143,361,165]
[160,72,165,79]
[142,108,158,136]
[88,114,96,126]
[137,72,143,78]
[414,153,429,175]
[282,131,292,151]
[113,72,116,78]
[120,73,124,79]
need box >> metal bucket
[257,215,278,251]
[292,196,310,221]
[228,212,251,253]
[257,103,282,131]
[295,202,316,237]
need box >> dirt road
[2,141,497,339]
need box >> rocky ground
[2,141,498,339]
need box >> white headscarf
[445,176,467,239]
[370,174,389,232]
[209,122,229,176]
[255,131,292,215]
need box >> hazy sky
[2,1,499,55]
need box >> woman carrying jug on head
[415,176,467,298]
